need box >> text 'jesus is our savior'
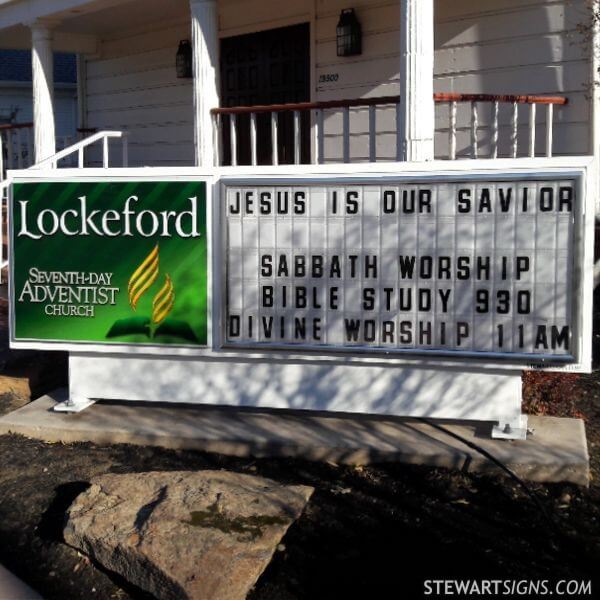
[227,184,574,216]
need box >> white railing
[436,93,567,160]
[0,122,34,180]
[211,93,568,165]
[1,125,114,180]
[0,123,32,283]
[31,130,129,170]
[0,129,128,283]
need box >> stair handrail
[30,130,129,170]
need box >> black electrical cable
[417,417,559,534]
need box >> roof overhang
[0,23,99,52]
[0,0,189,51]
[0,0,126,30]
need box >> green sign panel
[11,180,208,346]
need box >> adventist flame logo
[127,244,175,324]
[106,244,199,343]
[128,244,159,311]
[152,274,174,325]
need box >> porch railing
[0,123,34,282]
[211,93,568,166]
[0,123,99,181]
[0,129,128,284]
[30,130,129,170]
[0,122,34,180]
[436,93,568,160]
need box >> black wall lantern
[336,8,362,57]
[176,39,193,78]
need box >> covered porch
[0,0,594,175]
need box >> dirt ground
[0,297,598,599]
[0,387,598,599]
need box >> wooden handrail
[0,122,33,131]
[211,93,568,115]
[211,96,402,115]
[434,93,568,105]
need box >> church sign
[10,180,208,347]
[8,165,593,372]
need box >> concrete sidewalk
[0,563,41,599]
[0,389,590,486]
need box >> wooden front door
[220,23,310,165]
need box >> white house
[0,0,597,437]
[0,0,596,172]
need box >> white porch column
[398,0,434,161]
[190,0,220,167]
[31,21,57,163]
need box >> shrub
[522,371,583,418]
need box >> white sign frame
[218,172,585,366]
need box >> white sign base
[491,415,528,440]
[54,396,96,413]
[67,352,524,438]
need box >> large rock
[64,470,313,600]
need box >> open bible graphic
[106,244,200,343]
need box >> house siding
[84,19,194,167]
[434,0,592,159]
[316,0,591,161]
[83,0,592,166]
